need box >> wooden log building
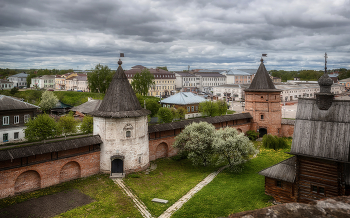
[259,71,350,203]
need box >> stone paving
[113,178,153,218]
[114,165,227,218]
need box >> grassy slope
[0,174,142,218]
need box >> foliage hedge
[262,134,289,150]
[245,130,259,141]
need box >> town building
[0,95,39,144]
[160,92,206,119]
[173,71,199,92]
[30,75,55,89]
[195,72,226,93]
[244,58,282,137]
[8,72,28,88]
[55,73,89,91]
[259,72,350,203]
[0,79,14,90]
[125,66,176,97]
[213,84,250,101]
[339,77,350,91]
[222,69,255,84]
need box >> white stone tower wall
[94,115,149,173]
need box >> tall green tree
[80,115,93,134]
[58,115,78,135]
[87,64,114,93]
[173,122,216,166]
[214,128,257,171]
[39,91,59,112]
[217,100,228,115]
[199,101,219,117]
[131,69,155,96]
[157,66,168,71]
[24,114,59,141]
[157,107,174,123]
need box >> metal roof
[89,64,150,118]
[71,100,102,114]
[225,69,252,76]
[160,92,207,105]
[148,113,252,133]
[258,156,296,183]
[290,98,350,162]
[0,95,39,111]
[0,135,102,161]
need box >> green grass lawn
[171,145,292,218]
[124,158,223,217]
[0,174,142,218]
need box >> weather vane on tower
[261,54,267,63]
[324,52,328,74]
[118,53,124,66]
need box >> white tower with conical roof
[90,59,151,176]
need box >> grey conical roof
[245,61,280,92]
[89,65,150,118]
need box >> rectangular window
[3,133,8,142]
[261,115,264,120]
[14,115,19,124]
[191,106,194,112]
[14,132,19,139]
[24,114,30,123]
[3,116,9,125]
[311,185,325,195]
[187,106,190,112]
[276,180,282,188]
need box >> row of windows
[3,132,19,142]
[2,115,30,125]
[1,84,12,88]
[154,86,174,90]
[156,80,174,84]
[276,180,325,195]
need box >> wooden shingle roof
[0,95,39,111]
[290,98,350,162]
[148,113,252,133]
[0,135,102,161]
[258,156,296,183]
[89,65,150,118]
[245,61,281,92]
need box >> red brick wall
[149,122,252,161]
[0,151,100,199]
[245,91,282,135]
[280,124,294,137]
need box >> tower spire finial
[324,52,328,74]
[261,54,267,63]
[118,53,124,66]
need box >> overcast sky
[1,0,350,71]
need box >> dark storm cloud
[0,0,350,70]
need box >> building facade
[30,75,56,89]
[8,72,28,88]
[55,73,88,91]
[125,66,176,97]
[0,95,39,144]
[0,79,14,90]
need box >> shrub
[262,134,289,150]
[80,115,93,134]
[24,114,59,141]
[157,107,174,123]
[245,130,259,141]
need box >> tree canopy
[131,68,155,96]
[80,115,93,134]
[199,100,228,117]
[24,114,59,141]
[173,122,216,166]
[39,90,59,112]
[87,64,114,93]
[58,115,78,135]
[214,128,257,170]
[157,107,174,123]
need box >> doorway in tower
[110,155,124,176]
[259,128,267,138]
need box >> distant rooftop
[161,92,207,105]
